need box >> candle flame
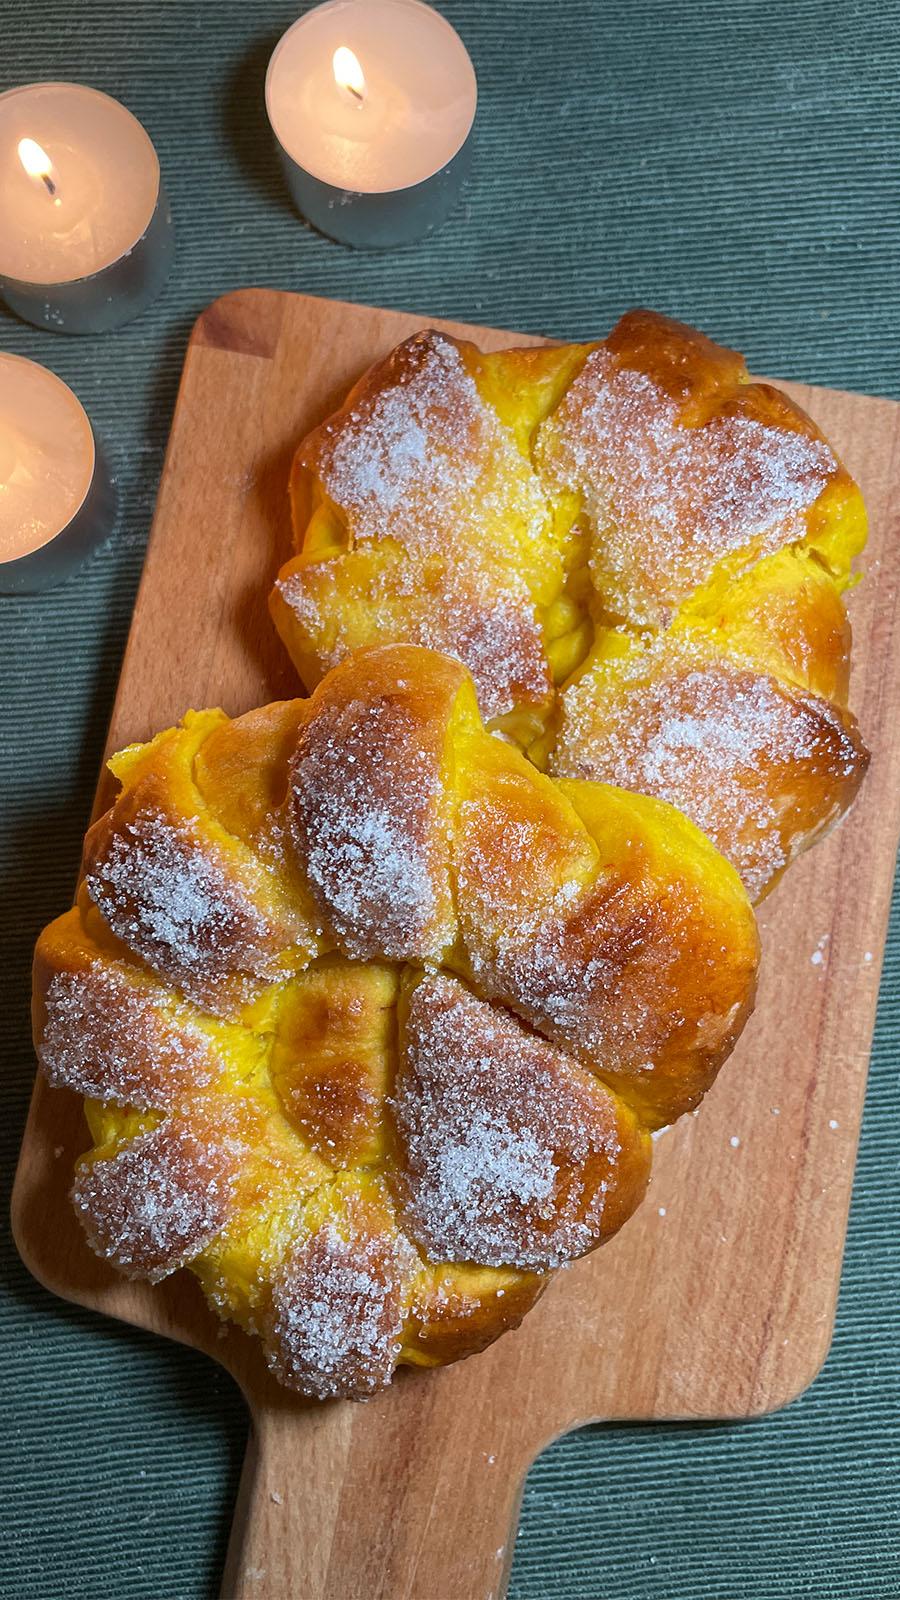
[17,137,53,180]
[333,45,366,102]
[17,137,59,198]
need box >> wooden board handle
[220,1387,526,1600]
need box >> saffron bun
[272,310,868,902]
[33,645,758,1399]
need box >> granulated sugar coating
[463,879,675,1074]
[312,335,541,537]
[307,332,549,577]
[40,960,220,1111]
[279,330,556,720]
[536,345,836,628]
[84,806,284,1011]
[290,688,455,961]
[276,554,551,723]
[392,973,631,1270]
[555,637,867,901]
[265,1186,418,1401]
[452,755,759,1129]
[72,1114,246,1283]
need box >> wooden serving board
[13,290,900,1600]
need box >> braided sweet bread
[34,645,758,1398]
[272,311,869,902]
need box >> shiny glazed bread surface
[33,645,759,1399]
[272,311,869,902]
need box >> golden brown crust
[261,1175,420,1402]
[452,733,759,1125]
[405,1263,547,1368]
[35,913,223,1111]
[275,331,556,722]
[270,959,398,1168]
[82,711,320,1015]
[554,639,868,904]
[535,332,842,628]
[71,1105,251,1283]
[391,971,651,1270]
[34,644,758,1398]
[274,310,869,903]
[288,646,467,960]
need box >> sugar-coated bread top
[34,643,758,1398]
[273,310,868,904]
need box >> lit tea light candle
[266,0,477,249]
[0,82,174,334]
[0,354,116,593]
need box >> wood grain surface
[12,291,900,1600]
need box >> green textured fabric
[2,1,899,1595]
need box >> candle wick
[347,83,364,104]
[41,172,57,197]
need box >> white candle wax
[0,354,115,592]
[266,0,477,248]
[0,83,174,334]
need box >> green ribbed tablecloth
[3,2,899,1595]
